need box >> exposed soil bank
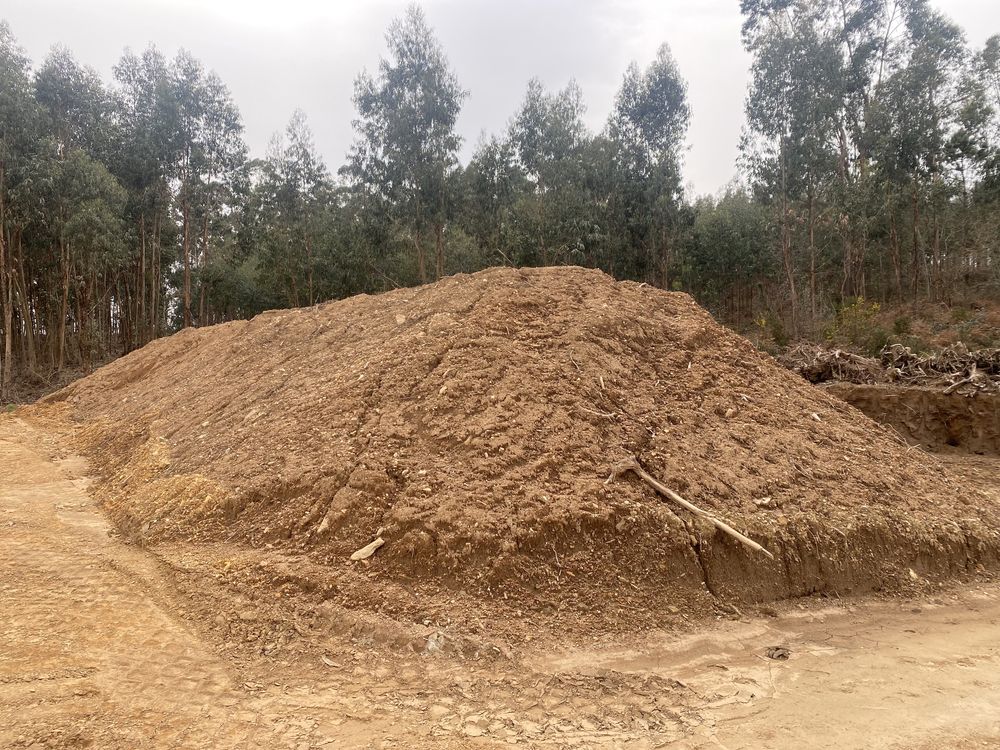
[10,412,997,749]
[827,383,1000,456]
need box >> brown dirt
[827,383,1000,456]
[25,266,1000,636]
[3,414,999,749]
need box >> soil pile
[37,267,1000,627]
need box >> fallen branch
[350,537,385,561]
[606,458,775,560]
[943,364,978,395]
[943,376,974,395]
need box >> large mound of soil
[38,267,1000,629]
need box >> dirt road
[0,417,396,749]
[539,589,1000,749]
[2,415,999,749]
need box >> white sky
[3,0,999,195]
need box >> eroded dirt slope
[3,414,999,750]
[33,266,1000,628]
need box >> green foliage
[682,189,772,309]
[754,312,790,351]
[949,306,972,324]
[956,319,999,349]
[344,4,466,284]
[4,3,1000,400]
[740,0,1000,330]
[825,298,889,354]
[604,45,690,284]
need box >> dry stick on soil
[607,458,775,560]
[943,364,978,395]
[350,537,385,561]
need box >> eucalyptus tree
[606,43,690,286]
[48,149,127,370]
[870,2,968,298]
[507,78,596,267]
[973,35,1000,177]
[112,46,176,344]
[971,35,1000,277]
[683,189,773,324]
[34,47,112,161]
[250,110,331,306]
[462,134,522,260]
[168,51,246,327]
[344,4,466,284]
[980,36,1000,174]
[741,0,851,330]
[0,21,39,397]
[31,48,125,368]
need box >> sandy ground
[2,416,999,749]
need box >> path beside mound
[36,266,1000,631]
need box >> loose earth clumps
[38,266,1000,630]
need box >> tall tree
[250,110,331,306]
[168,51,246,327]
[507,78,596,267]
[112,46,176,346]
[0,22,41,399]
[344,4,466,283]
[606,43,691,285]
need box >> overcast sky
[3,0,999,195]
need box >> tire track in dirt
[0,418,337,749]
[0,414,700,749]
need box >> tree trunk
[14,234,36,372]
[198,213,209,324]
[57,239,71,373]
[808,188,816,323]
[305,232,314,305]
[931,205,942,301]
[182,197,192,328]
[414,233,427,285]
[910,185,921,299]
[434,222,444,281]
[660,226,672,290]
[780,140,798,337]
[889,203,902,300]
[0,162,10,401]
[152,214,161,340]
[78,272,93,371]
[138,214,146,350]
[0,233,11,401]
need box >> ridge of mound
[40,266,1000,630]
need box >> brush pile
[782,342,1000,395]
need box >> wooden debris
[606,458,775,560]
[943,364,978,394]
[780,342,1000,395]
[350,537,385,561]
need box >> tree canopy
[1,2,999,400]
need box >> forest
[1,0,999,399]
